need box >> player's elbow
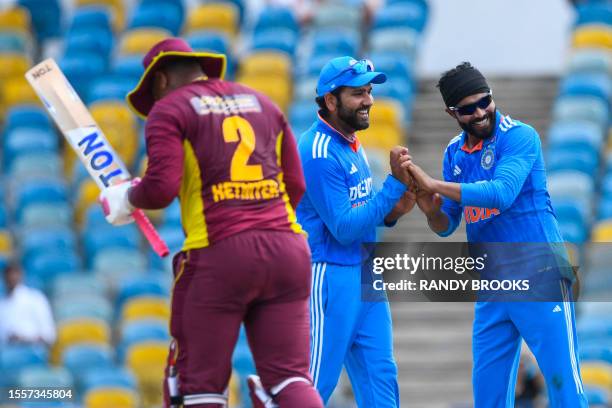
[492,182,518,212]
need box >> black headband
[439,65,490,108]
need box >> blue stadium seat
[116,276,170,311]
[69,6,112,32]
[19,202,73,228]
[148,225,184,271]
[569,49,612,75]
[18,0,62,41]
[52,274,104,298]
[10,153,63,181]
[83,224,140,264]
[583,267,612,294]
[552,97,609,131]
[373,2,428,33]
[118,319,170,361]
[21,227,76,261]
[311,29,359,59]
[254,6,299,35]
[251,29,298,57]
[14,179,68,218]
[0,345,48,388]
[3,105,51,134]
[54,294,113,323]
[128,1,184,35]
[370,27,419,56]
[87,75,136,104]
[548,170,595,201]
[83,205,110,231]
[81,367,137,392]
[24,250,81,290]
[560,73,612,106]
[17,367,74,389]
[187,31,231,55]
[366,51,414,84]
[0,31,30,54]
[580,302,612,317]
[162,199,182,227]
[546,145,599,175]
[289,100,318,138]
[64,28,114,62]
[575,3,612,26]
[92,247,147,274]
[578,316,612,343]
[4,129,59,170]
[62,344,115,381]
[313,3,361,30]
[112,55,144,83]
[59,53,107,102]
[548,120,605,150]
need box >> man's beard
[338,99,370,131]
[459,109,496,140]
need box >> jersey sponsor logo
[464,206,500,224]
[312,132,331,159]
[349,163,358,174]
[211,179,281,202]
[349,177,372,202]
[481,146,495,170]
[190,94,262,116]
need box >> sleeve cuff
[436,209,457,237]
[383,174,407,199]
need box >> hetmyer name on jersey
[349,177,372,202]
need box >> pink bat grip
[132,209,170,257]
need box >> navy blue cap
[316,56,387,97]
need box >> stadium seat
[128,1,183,36]
[17,366,74,389]
[184,3,239,38]
[111,55,144,82]
[4,105,51,133]
[584,385,610,406]
[13,179,68,217]
[568,49,612,75]
[64,27,114,62]
[1,76,39,109]
[546,145,599,175]
[548,170,595,200]
[54,295,113,323]
[93,247,148,275]
[366,51,414,84]
[357,124,404,152]
[187,30,231,55]
[583,266,612,294]
[592,220,612,242]
[370,27,419,56]
[311,29,359,58]
[10,153,62,183]
[237,74,292,112]
[289,100,318,137]
[17,0,62,41]
[0,31,32,55]
[24,249,80,289]
[0,53,29,80]
[89,101,139,168]
[251,29,298,57]
[373,2,428,33]
[162,199,182,226]
[578,315,612,343]
[254,6,299,35]
[53,318,111,363]
[20,226,76,261]
[582,362,612,389]
[118,319,169,361]
[559,72,612,106]
[125,341,167,407]
[116,276,170,311]
[313,3,361,30]
[119,28,171,55]
[70,6,112,31]
[239,51,292,78]
[0,344,48,387]
[552,99,608,133]
[75,0,126,31]
[575,3,612,27]
[0,6,31,34]
[369,99,405,130]
[87,74,135,104]
[20,202,73,229]
[121,296,170,322]
[0,230,12,256]
[84,387,139,408]
[83,223,140,263]
[59,53,107,102]
[82,368,137,393]
[572,24,612,50]
[62,343,115,380]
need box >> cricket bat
[25,58,169,258]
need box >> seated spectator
[0,261,56,347]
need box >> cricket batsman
[99,38,323,408]
[403,62,588,407]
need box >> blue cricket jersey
[439,111,564,244]
[296,115,406,265]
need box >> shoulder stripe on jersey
[312,132,331,159]
[499,115,517,132]
[312,132,321,158]
[447,134,462,147]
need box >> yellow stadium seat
[90,102,139,168]
[591,220,612,242]
[184,3,239,37]
[239,52,292,78]
[52,318,111,363]
[573,25,612,50]
[0,54,29,80]
[119,28,171,56]
[357,124,404,152]
[75,180,101,226]
[0,7,31,34]
[76,0,126,31]
[0,231,13,255]
[237,74,292,113]
[582,362,612,389]
[126,341,167,408]
[122,296,170,322]
[84,387,139,408]
[2,76,40,108]
[369,99,404,130]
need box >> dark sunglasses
[450,92,493,116]
[324,59,375,85]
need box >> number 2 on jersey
[222,116,263,181]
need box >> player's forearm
[431,179,461,202]
[129,176,180,209]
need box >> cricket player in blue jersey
[403,62,587,407]
[296,56,416,407]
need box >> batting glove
[99,178,140,226]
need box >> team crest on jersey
[481,146,495,170]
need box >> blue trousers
[309,262,399,407]
[473,280,588,407]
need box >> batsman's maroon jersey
[129,79,305,250]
